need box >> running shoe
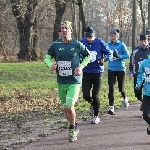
[68,128,79,142]
[91,116,100,124]
[108,109,115,115]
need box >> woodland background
[0,0,150,62]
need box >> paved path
[18,101,150,150]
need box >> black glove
[113,50,119,58]
[97,57,104,66]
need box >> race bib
[57,61,72,76]
[89,51,97,62]
[145,67,150,82]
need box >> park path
[18,101,150,150]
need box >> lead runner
[44,21,91,142]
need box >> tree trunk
[11,0,38,61]
[71,0,78,39]
[0,34,7,61]
[32,17,38,60]
[132,0,137,50]
[118,1,123,42]
[53,0,67,42]
[148,0,150,29]
[77,0,86,39]
[138,0,146,34]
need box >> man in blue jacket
[80,26,111,124]
[107,29,130,115]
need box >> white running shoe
[91,116,100,124]
[124,98,129,110]
[108,109,115,115]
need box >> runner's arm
[79,47,91,68]
[44,54,53,68]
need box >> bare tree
[53,0,67,41]
[132,0,137,50]
[138,0,146,34]
[1,0,150,60]
[148,0,150,29]
[71,0,77,39]
[76,0,86,39]
[10,0,38,61]
[0,2,7,60]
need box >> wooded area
[0,0,150,61]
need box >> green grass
[0,60,136,121]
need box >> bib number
[145,67,150,82]
[89,51,97,62]
[57,61,72,76]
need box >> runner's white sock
[109,106,114,111]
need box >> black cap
[146,30,150,35]
[140,34,146,41]
[84,26,95,37]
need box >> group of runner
[44,20,150,142]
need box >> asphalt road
[18,101,150,150]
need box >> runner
[44,21,91,142]
[107,29,130,115]
[136,44,150,135]
[80,26,111,124]
[129,34,149,111]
